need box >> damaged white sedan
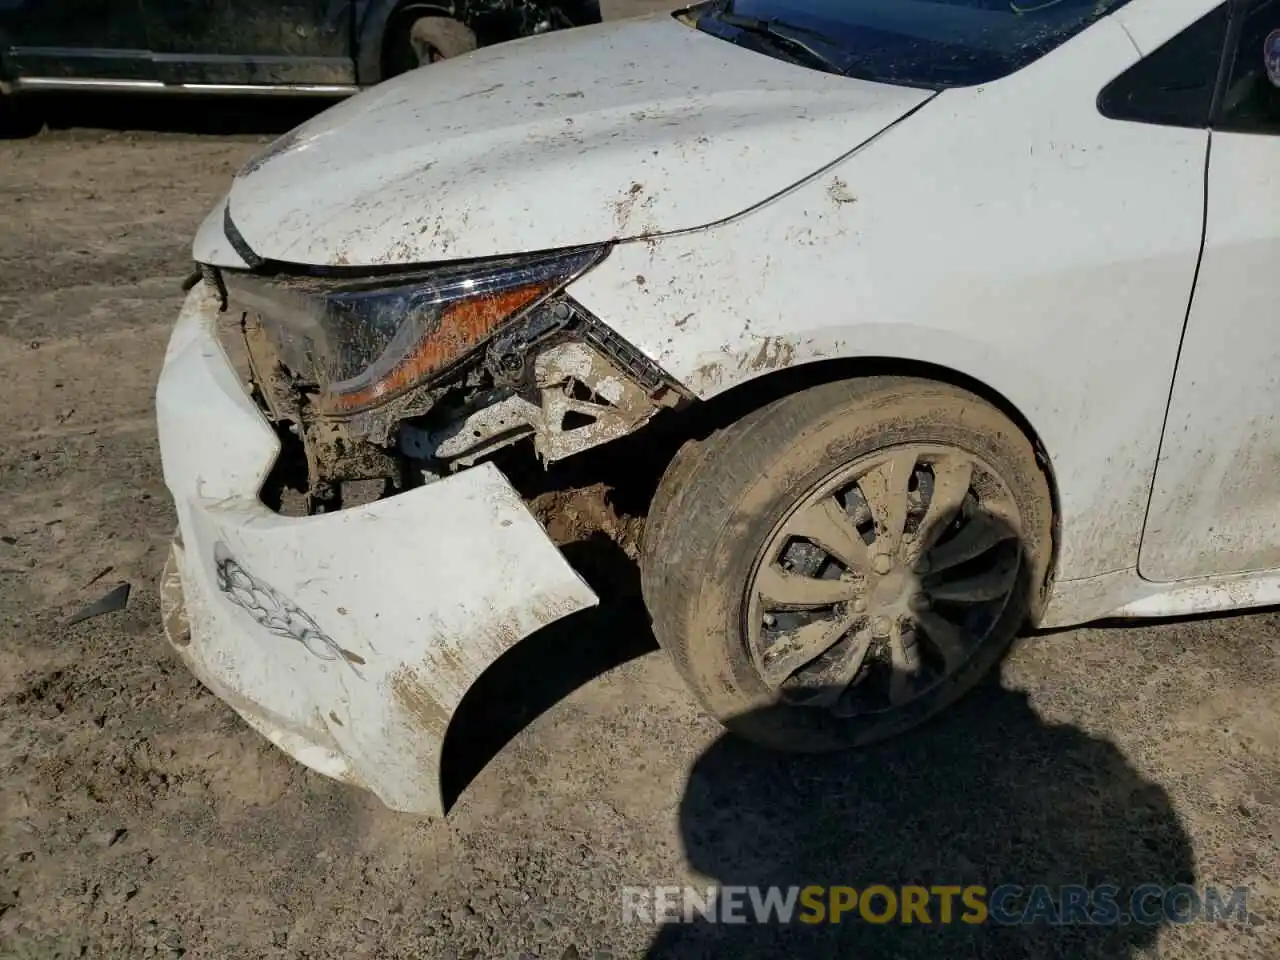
[158,0,1280,814]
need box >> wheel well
[377,1,454,80]
[491,352,1063,633]
[701,355,1056,546]
[687,357,1062,613]
[514,353,1057,513]
[689,357,1052,471]
[506,354,1062,605]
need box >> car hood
[197,13,933,269]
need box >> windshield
[694,0,1135,89]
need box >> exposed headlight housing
[221,246,608,417]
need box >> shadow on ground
[446,424,1193,958]
[646,678,1195,958]
[5,92,334,138]
[440,532,658,810]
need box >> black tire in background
[380,10,478,80]
[408,16,479,63]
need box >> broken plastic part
[403,335,679,468]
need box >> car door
[0,0,153,82]
[1139,0,1280,581]
[139,0,355,87]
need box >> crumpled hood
[199,13,932,269]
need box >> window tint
[1218,0,1280,132]
[1098,4,1230,128]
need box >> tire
[408,16,478,64]
[381,14,478,80]
[641,377,1054,752]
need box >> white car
[157,0,1280,815]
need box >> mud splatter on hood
[196,14,930,269]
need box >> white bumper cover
[156,286,598,815]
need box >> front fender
[566,27,1201,586]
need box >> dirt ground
[1,5,1278,958]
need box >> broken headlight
[222,246,608,416]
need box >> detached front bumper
[155,286,598,816]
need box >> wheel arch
[666,353,1063,613]
[356,0,454,83]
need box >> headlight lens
[222,246,607,416]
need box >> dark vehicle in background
[0,0,600,99]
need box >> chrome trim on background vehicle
[8,77,359,96]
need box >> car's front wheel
[641,377,1054,751]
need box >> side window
[1218,0,1280,132]
[1098,4,1230,127]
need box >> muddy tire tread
[640,376,1053,751]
